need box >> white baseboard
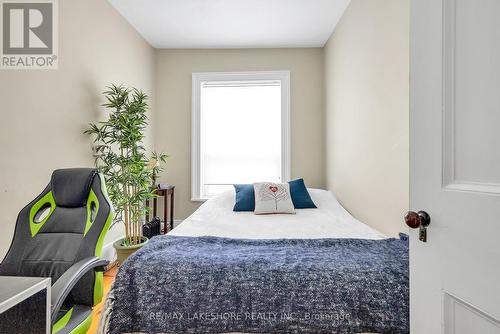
[102,237,121,263]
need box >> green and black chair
[0,168,114,334]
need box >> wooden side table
[146,185,175,234]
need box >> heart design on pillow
[254,182,295,214]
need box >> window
[192,71,290,200]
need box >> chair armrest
[50,256,109,324]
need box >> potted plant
[85,84,167,264]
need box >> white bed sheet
[170,188,385,240]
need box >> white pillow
[253,182,295,215]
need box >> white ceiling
[108,0,351,49]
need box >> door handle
[404,211,430,242]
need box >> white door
[410,0,500,333]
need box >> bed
[99,189,409,334]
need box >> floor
[87,266,118,334]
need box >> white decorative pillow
[253,182,296,215]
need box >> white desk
[0,276,51,334]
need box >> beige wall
[324,0,409,236]
[155,49,325,219]
[0,0,155,259]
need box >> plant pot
[113,236,149,265]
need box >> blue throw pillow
[233,179,316,211]
[233,184,255,211]
[288,178,317,209]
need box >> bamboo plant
[85,84,167,246]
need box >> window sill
[191,197,208,202]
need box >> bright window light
[192,71,290,200]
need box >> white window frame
[191,70,291,201]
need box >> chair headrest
[51,168,98,207]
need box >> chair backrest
[0,168,114,306]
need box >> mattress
[170,188,386,240]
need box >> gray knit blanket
[105,235,408,334]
